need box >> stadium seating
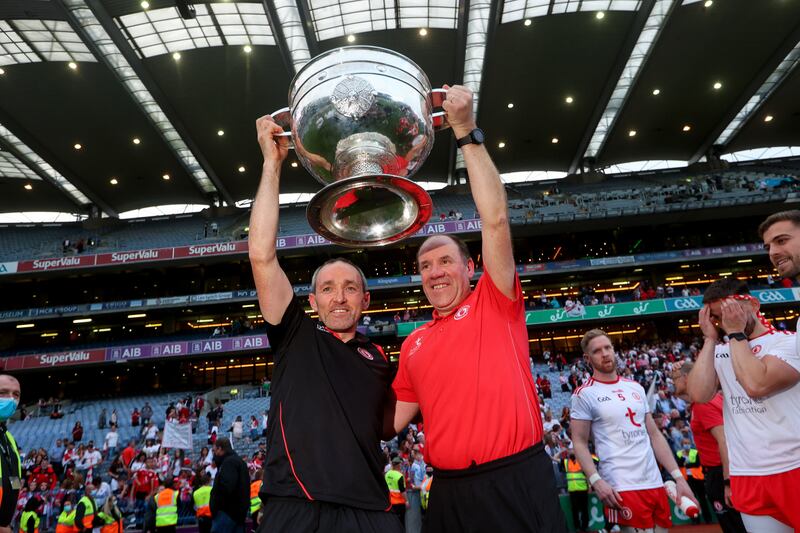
[0,170,795,261]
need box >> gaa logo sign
[757,290,786,303]
[673,298,701,310]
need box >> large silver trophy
[271,46,448,247]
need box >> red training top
[689,392,724,467]
[393,273,542,470]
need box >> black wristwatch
[723,478,731,487]
[456,128,485,148]
[728,332,748,342]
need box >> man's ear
[308,293,318,313]
[362,291,370,310]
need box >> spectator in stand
[194,395,205,419]
[248,416,259,442]
[141,403,153,427]
[104,424,119,458]
[540,375,552,399]
[71,421,83,442]
[107,455,126,496]
[209,437,249,533]
[132,457,158,528]
[559,373,570,392]
[132,408,141,427]
[48,438,65,479]
[109,409,118,428]
[143,421,158,442]
[28,458,57,490]
[121,440,137,471]
[230,416,244,442]
[98,408,107,430]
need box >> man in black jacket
[210,437,249,533]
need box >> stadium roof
[0,0,798,217]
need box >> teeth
[433,284,447,289]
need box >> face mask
[682,444,690,451]
[0,398,18,421]
[63,505,72,513]
[91,490,98,496]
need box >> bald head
[416,235,470,266]
[0,375,20,401]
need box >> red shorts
[731,467,800,529]
[604,487,672,529]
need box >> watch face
[472,128,485,144]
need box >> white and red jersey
[714,330,800,476]
[571,376,663,492]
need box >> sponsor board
[1,348,106,370]
[0,262,18,275]
[174,241,249,258]
[17,255,96,272]
[96,248,174,265]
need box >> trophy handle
[430,89,450,132]
[270,107,295,149]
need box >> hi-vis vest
[564,458,588,492]
[193,485,212,517]
[20,510,40,533]
[677,448,704,480]
[155,489,178,527]
[0,431,21,506]
[55,508,77,533]
[385,470,406,505]
[77,496,96,529]
[250,480,262,514]
[96,511,121,533]
[420,476,432,510]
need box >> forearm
[460,144,507,225]
[650,428,681,474]
[572,438,598,479]
[248,162,282,263]
[686,339,718,403]
[729,341,769,397]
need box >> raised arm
[442,85,515,298]
[686,306,720,403]
[250,115,294,325]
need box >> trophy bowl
[271,46,448,247]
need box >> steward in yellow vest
[20,497,41,533]
[74,488,97,533]
[154,480,179,532]
[193,474,213,533]
[385,458,407,523]
[250,474,263,520]
[0,376,23,533]
[55,500,78,533]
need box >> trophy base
[306,175,433,247]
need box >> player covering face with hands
[686,279,800,532]
[570,330,698,533]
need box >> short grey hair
[310,258,368,294]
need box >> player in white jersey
[571,329,697,533]
[686,279,800,532]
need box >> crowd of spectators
[10,393,270,532]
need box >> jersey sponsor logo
[625,407,642,427]
[729,394,766,413]
[752,344,762,355]
[357,347,374,361]
[453,304,470,321]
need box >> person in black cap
[249,115,401,532]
